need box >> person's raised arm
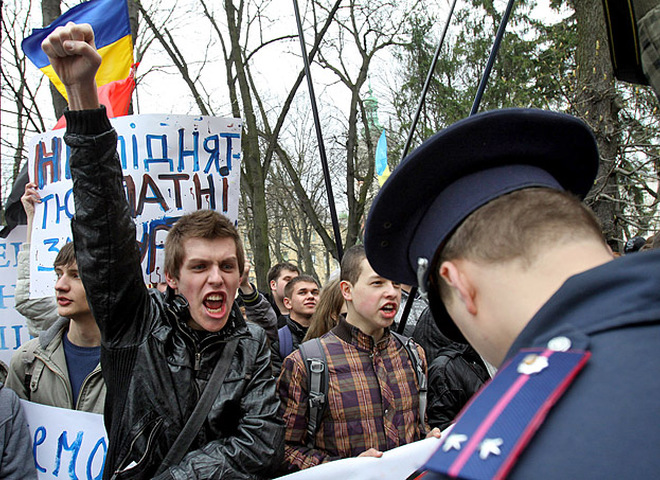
[40,22,100,111]
[15,182,59,336]
[239,260,279,342]
[42,22,149,346]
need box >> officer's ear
[438,260,477,316]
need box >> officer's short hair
[432,188,605,301]
[164,210,245,280]
[284,275,319,299]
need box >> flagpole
[470,0,517,115]
[400,0,458,162]
[292,0,344,260]
[398,0,517,335]
[396,0,457,334]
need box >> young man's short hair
[284,274,319,299]
[164,210,245,280]
[267,262,300,284]
[54,242,76,269]
[433,187,606,301]
[340,245,367,285]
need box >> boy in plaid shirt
[277,245,440,471]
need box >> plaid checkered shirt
[277,318,427,471]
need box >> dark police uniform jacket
[425,249,660,479]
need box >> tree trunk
[224,0,270,291]
[127,0,138,114]
[571,0,623,251]
[41,0,67,118]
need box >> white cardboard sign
[27,114,242,297]
[21,400,108,480]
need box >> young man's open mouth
[379,302,398,318]
[203,292,227,317]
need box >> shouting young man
[41,23,283,479]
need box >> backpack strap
[392,331,428,433]
[298,338,328,448]
[278,325,294,359]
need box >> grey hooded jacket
[5,317,105,413]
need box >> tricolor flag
[21,0,133,101]
[375,130,391,186]
[52,63,137,130]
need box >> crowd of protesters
[2,8,660,479]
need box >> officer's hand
[357,448,383,458]
[41,22,101,110]
[426,427,442,439]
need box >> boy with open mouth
[277,245,439,473]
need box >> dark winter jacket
[413,308,490,430]
[65,107,283,480]
[270,315,308,378]
[426,343,490,430]
[0,383,37,479]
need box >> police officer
[364,109,660,479]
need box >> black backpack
[298,332,427,447]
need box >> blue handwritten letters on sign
[27,115,242,297]
[22,401,107,480]
[0,226,32,367]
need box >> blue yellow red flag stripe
[21,0,133,100]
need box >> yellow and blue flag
[21,0,133,100]
[375,130,391,187]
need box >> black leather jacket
[65,107,283,479]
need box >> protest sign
[0,226,31,367]
[22,400,107,480]
[27,114,242,297]
[274,437,443,480]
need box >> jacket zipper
[75,365,102,410]
[113,417,165,477]
[194,352,202,371]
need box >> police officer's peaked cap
[364,108,599,290]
